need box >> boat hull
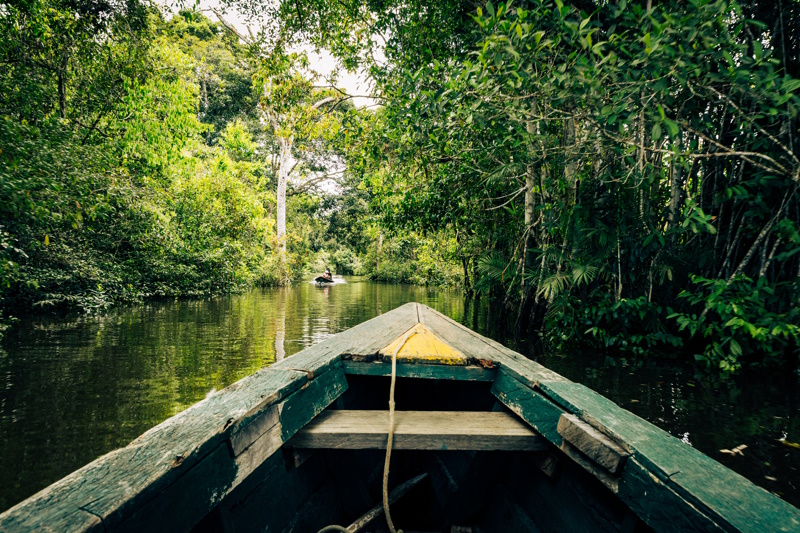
[2,302,798,532]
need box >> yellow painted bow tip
[380,323,467,365]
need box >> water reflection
[0,278,466,511]
[275,288,286,362]
[0,278,798,512]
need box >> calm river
[1,277,798,511]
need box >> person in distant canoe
[323,268,332,281]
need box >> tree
[254,51,343,261]
[251,0,800,369]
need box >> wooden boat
[315,275,335,284]
[2,302,799,532]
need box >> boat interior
[7,304,794,533]
[191,375,651,533]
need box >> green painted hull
[1,303,798,532]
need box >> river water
[1,277,798,512]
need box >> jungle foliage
[255,0,800,370]
[0,3,341,326]
[4,0,800,371]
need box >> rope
[382,328,416,533]
[318,328,416,533]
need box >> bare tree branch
[209,8,252,45]
[288,170,346,196]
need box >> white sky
[186,1,376,108]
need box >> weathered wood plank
[233,367,348,486]
[491,369,565,445]
[495,363,800,531]
[418,305,568,384]
[669,458,800,532]
[559,441,620,493]
[379,322,468,365]
[617,458,723,532]
[217,452,318,533]
[279,367,349,441]
[5,302,800,533]
[290,410,547,451]
[534,379,800,532]
[230,404,280,457]
[0,499,103,533]
[342,361,496,381]
[0,367,306,532]
[117,367,348,533]
[114,444,235,533]
[557,414,629,474]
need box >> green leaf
[651,122,662,141]
[729,339,742,356]
[782,78,800,93]
[663,118,679,138]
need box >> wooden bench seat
[289,410,548,451]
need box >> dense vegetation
[2,0,800,371]
[0,3,345,322]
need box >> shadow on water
[0,278,798,511]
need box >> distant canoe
[2,302,799,532]
[314,275,335,284]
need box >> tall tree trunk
[564,117,577,203]
[462,258,472,297]
[522,118,537,297]
[637,107,651,226]
[669,139,683,237]
[377,231,383,271]
[517,117,537,332]
[276,137,292,254]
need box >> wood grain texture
[5,301,800,533]
[418,305,567,384]
[490,369,565,445]
[379,322,468,365]
[557,414,629,474]
[537,379,800,532]
[618,458,722,532]
[342,361,496,381]
[290,410,547,451]
[234,367,348,486]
